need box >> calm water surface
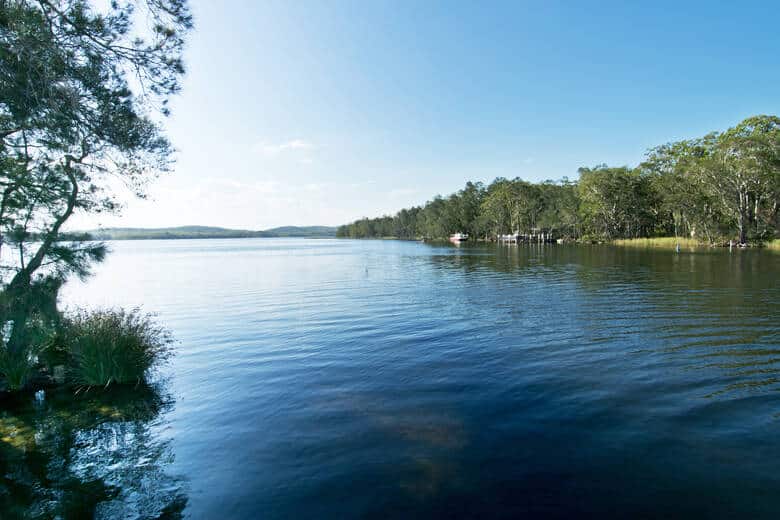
[3,238,780,518]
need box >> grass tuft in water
[0,347,35,391]
[612,237,705,248]
[66,308,173,388]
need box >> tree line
[337,115,780,244]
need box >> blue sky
[74,0,780,230]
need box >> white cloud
[254,139,314,156]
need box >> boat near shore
[449,232,469,244]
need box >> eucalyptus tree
[537,179,580,238]
[577,165,629,238]
[418,196,451,239]
[513,179,543,233]
[643,140,726,242]
[479,178,514,236]
[452,181,485,237]
[393,206,421,239]
[0,0,192,352]
[644,115,780,243]
[711,116,779,243]
[336,115,778,243]
[577,165,661,239]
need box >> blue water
[14,238,780,517]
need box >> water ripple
[52,238,780,518]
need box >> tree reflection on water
[0,382,186,519]
[427,244,780,401]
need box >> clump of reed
[0,319,47,392]
[0,308,173,392]
[65,308,173,388]
[0,347,35,392]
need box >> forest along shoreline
[337,115,780,250]
[338,236,780,250]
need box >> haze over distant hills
[70,225,336,241]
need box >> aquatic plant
[0,346,35,391]
[0,320,40,391]
[66,309,173,388]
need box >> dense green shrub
[66,309,173,388]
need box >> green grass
[612,237,706,248]
[66,308,172,388]
[0,347,35,391]
[765,239,780,250]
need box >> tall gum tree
[716,116,780,243]
[645,115,780,244]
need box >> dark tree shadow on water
[0,381,187,519]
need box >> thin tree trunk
[5,165,78,355]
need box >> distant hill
[262,226,337,237]
[68,225,337,241]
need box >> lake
[2,238,779,518]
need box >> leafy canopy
[0,0,191,353]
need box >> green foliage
[0,0,191,359]
[337,177,587,240]
[0,277,62,390]
[612,237,703,249]
[0,306,175,392]
[0,344,34,391]
[643,115,780,244]
[577,165,661,239]
[66,308,173,388]
[338,115,780,243]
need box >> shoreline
[339,236,780,250]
